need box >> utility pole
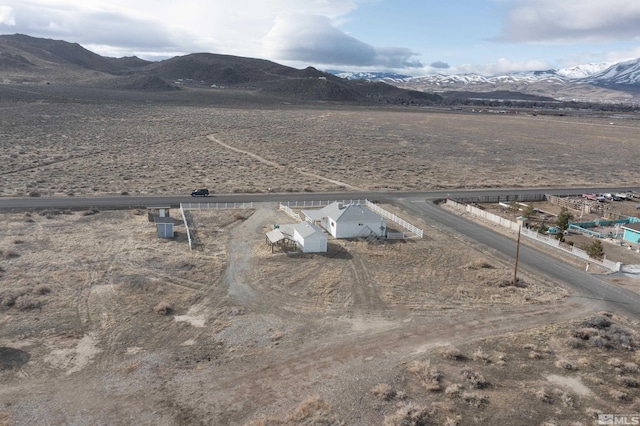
[513,225,521,286]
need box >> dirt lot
[0,201,637,425]
[2,98,640,425]
[1,102,640,197]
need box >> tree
[555,207,573,240]
[583,239,605,260]
[522,204,535,218]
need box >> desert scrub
[472,348,491,363]
[439,345,464,361]
[0,248,19,259]
[534,389,553,404]
[154,302,172,315]
[461,391,488,407]
[370,383,397,401]
[408,359,442,391]
[383,402,431,426]
[460,368,489,389]
[555,358,576,370]
[15,295,41,311]
[445,384,463,399]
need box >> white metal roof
[302,202,383,223]
[293,221,326,239]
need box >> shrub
[15,295,41,311]
[557,390,574,409]
[555,359,576,370]
[440,345,464,360]
[535,389,553,404]
[383,402,430,426]
[622,362,639,374]
[287,395,341,425]
[610,390,630,401]
[1,248,19,259]
[618,376,640,388]
[154,302,172,315]
[581,315,611,330]
[370,383,396,401]
[573,327,600,340]
[462,391,488,407]
[473,348,491,363]
[460,368,489,389]
[32,285,52,295]
[445,384,463,399]
[0,288,29,308]
[566,338,584,349]
[408,359,442,391]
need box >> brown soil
[1,104,640,197]
[2,102,640,424]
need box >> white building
[302,202,386,239]
[293,221,327,253]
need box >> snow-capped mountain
[585,58,640,85]
[326,70,413,82]
[330,59,640,103]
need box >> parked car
[191,188,210,197]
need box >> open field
[2,93,640,424]
[1,199,639,425]
[1,94,640,198]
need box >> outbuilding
[293,222,327,253]
[155,216,175,238]
[302,202,386,239]
[621,222,640,244]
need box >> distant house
[293,222,327,253]
[302,202,386,239]
[621,222,640,244]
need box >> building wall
[334,219,386,239]
[623,229,640,244]
[294,230,327,253]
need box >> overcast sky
[1,0,640,76]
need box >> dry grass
[439,345,464,361]
[370,383,397,401]
[383,402,431,426]
[408,359,442,392]
[2,105,640,197]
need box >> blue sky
[1,0,640,75]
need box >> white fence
[365,200,424,238]
[180,204,193,250]
[279,199,366,209]
[279,203,302,222]
[181,202,254,210]
[446,199,621,271]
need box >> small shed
[302,202,386,239]
[516,216,531,229]
[155,216,175,238]
[293,222,327,253]
[621,222,640,244]
[148,206,171,222]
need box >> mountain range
[1,33,639,106]
[330,59,640,104]
[0,33,440,106]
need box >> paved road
[397,197,640,319]
[0,185,638,211]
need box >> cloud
[498,0,640,43]
[430,61,450,69]
[453,58,551,75]
[0,6,15,25]
[263,14,422,69]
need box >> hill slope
[0,34,441,105]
